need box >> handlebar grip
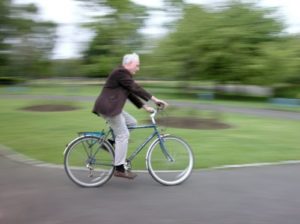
[157,102,165,109]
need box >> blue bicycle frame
[79,110,174,164]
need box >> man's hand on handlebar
[143,104,155,113]
[156,102,167,110]
[151,96,168,110]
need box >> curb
[0,144,63,169]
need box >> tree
[146,1,285,84]
[77,0,148,77]
[280,35,300,84]
[0,0,56,78]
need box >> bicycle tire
[146,135,194,186]
[64,136,115,187]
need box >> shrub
[273,85,300,99]
[0,77,25,85]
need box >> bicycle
[63,109,194,187]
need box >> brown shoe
[114,170,137,179]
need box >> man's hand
[151,96,168,109]
[143,104,155,113]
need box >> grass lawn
[0,95,299,169]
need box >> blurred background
[1,0,299,89]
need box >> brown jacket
[92,66,152,117]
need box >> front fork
[157,134,174,162]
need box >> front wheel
[64,136,115,187]
[146,135,194,186]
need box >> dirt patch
[21,104,79,112]
[155,117,232,130]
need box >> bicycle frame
[71,110,173,165]
[126,124,160,163]
[104,114,173,164]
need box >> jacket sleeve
[128,93,144,108]
[118,71,152,101]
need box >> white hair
[122,53,139,65]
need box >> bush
[0,77,25,85]
[214,93,269,102]
[273,85,300,99]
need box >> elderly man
[93,53,168,179]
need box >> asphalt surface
[1,151,300,224]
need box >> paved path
[1,152,300,224]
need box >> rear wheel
[64,136,115,187]
[146,135,194,186]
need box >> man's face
[127,60,140,75]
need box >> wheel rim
[64,136,114,187]
[147,136,194,185]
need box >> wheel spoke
[64,136,115,187]
[147,136,194,186]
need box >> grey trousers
[103,111,137,166]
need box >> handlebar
[150,109,157,123]
[150,106,164,124]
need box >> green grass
[0,96,299,169]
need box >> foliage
[145,1,288,84]
[0,76,24,85]
[0,0,56,78]
[51,59,83,77]
[77,0,148,77]
[273,85,300,98]
[2,0,300,86]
